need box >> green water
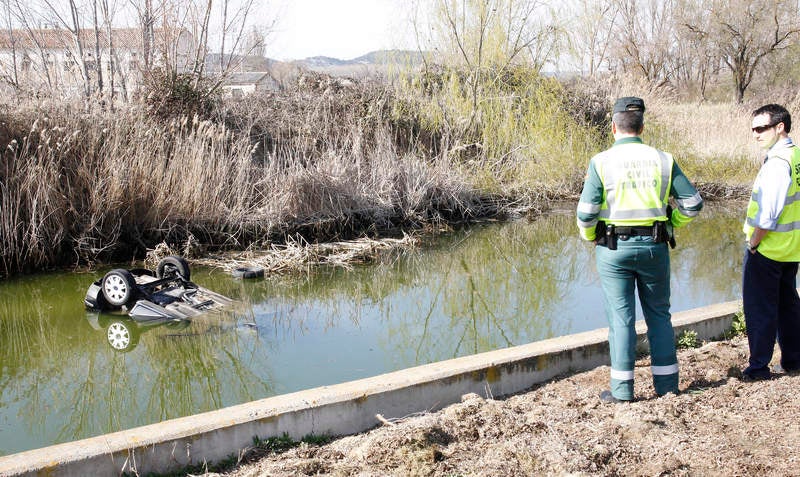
[0,204,745,455]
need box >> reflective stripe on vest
[744,146,800,262]
[596,145,673,225]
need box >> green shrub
[730,311,747,337]
[676,329,700,349]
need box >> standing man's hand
[748,227,768,254]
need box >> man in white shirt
[742,103,800,380]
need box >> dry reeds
[0,77,488,277]
[182,234,419,275]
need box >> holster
[595,222,616,250]
[653,221,676,249]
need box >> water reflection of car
[84,256,232,321]
[85,312,191,352]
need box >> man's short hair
[612,111,644,134]
[753,103,792,133]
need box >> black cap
[612,96,645,115]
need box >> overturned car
[85,256,232,322]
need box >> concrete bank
[0,299,741,477]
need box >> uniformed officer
[576,96,703,402]
[742,103,800,380]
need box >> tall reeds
[0,69,767,277]
[0,78,481,276]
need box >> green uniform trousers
[595,236,679,400]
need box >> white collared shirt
[751,138,795,230]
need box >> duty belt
[595,221,675,250]
[611,225,653,237]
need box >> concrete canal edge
[0,299,741,477]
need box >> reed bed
[0,69,771,278]
[0,77,487,277]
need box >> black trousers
[742,248,800,371]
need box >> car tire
[101,269,137,307]
[232,266,265,279]
[157,256,191,281]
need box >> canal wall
[0,299,741,477]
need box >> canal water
[0,204,745,455]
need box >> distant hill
[291,49,427,77]
[201,49,428,86]
[295,56,350,69]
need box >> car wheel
[231,266,265,279]
[102,269,137,307]
[157,255,191,281]
[106,320,139,352]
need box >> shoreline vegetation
[0,70,767,279]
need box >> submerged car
[85,255,232,322]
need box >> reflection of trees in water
[132,311,274,427]
[223,215,593,364]
[670,204,743,301]
[0,274,95,450]
[223,207,746,367]
[55,312,274,439]
[385,216,591,363]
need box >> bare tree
[216,0,258,73]
[7,0,61,92]
[670,0,718,100]
[99,0,127,102]
[611,0,679,87]
[39,0,92,97]
[128,0,158,71]
[0,0,20,90]
[683,0,800,103]
[92,0,103,96]
[563,0,620,76]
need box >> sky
[262,0,417,61]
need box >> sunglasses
[752,122,780,133]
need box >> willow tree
[419,0,558,97]
[406,0,602,192]
[411,0,561,143]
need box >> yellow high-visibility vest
[595,143,672,225]
[744,146,800,262]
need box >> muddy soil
[203,335,800,477]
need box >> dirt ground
[202,335,800,477]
